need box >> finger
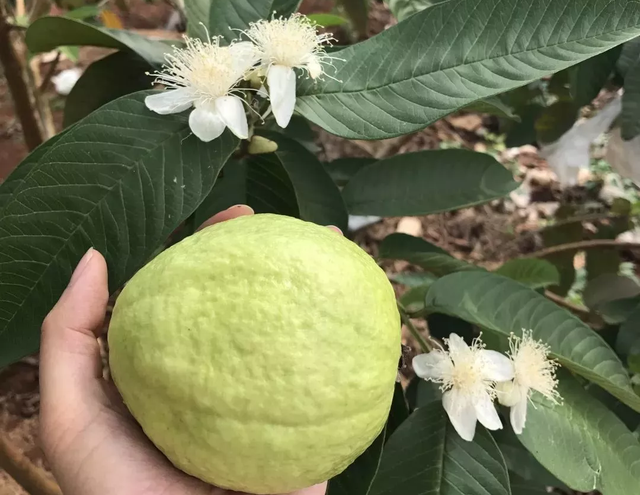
[326,225,343,235]
[40,249,109,412]
[197,204,254,231]
[287,482,328,495]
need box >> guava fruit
[108,213,400,494]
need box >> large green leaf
[245,155,299,216]
[494,258,560,289]
[323,158,376,187]
[369,401,511,495]
[263,133,349,231]
[570,46,622,107]
[493,429,567,490]
[388,0,449,21]
[26,16,175,64]
[0,91,238,367]
[518,372,640,494]
[424,271,640,411]
[378,233,478,276]
[185,0,300,41]
[342,150,517,216]
[297,0,640,140]
[622,59,640,140]
[327,428,386,495]
[64,52,151,127]
[192,159,248,226]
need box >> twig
[0,435,62,495]
[38,51,61,93]
[542,213,629,230]
[544,290,605,328]
[523,240,640,259]
[0,2,43,150]
[398,303,433,353]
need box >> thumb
[40,248,109,418]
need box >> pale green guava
[108,214,400,494]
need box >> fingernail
[69,248,95,287]
[326,225,343,235]
[226,204,254,214]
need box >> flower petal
[188,107,226,142]
[267,65,297,128]
[510,396,528,434]
[446,333,472,364]
[480,350,515,382]
[145,88,194,115]
[412,351,453,381]
[230,41,259,73]
[215,96,248,139]
[496,381,527,407]
[442,389,477,441]
[472,391,502,431]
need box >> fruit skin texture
[108,214,400,494]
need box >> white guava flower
[244,14,334,128]
[145,36,258,142]
[496,330,560,435]
[412,333,514,441]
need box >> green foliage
[369,401,511,495]
[494,259,560,289]
[424,271,640,410]
[518,372,640,494]
[63,52,151,127]
[342,150,518,216]
[0,92,238,366]
[387,0,449,22]
[297,0,640,139]
[378,233,477,276]
[26,16,176,64]
[185,0,301,41]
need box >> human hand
[40,205,330,495]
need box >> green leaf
[617,304,640,357]
[193,160,247,226]
[324,158,376,187]
[63,52,151,127]
[327,427,386,495]
[387,0,449,22]
[508,473,548,495]
[387,382,410,438]
[424,271,640,411]
[570,46,622,106]
[369,401,511,495]
[379,233,478,276]
[0,91,238,367]
[622,59,640,140]
[263,133,349,231]
[65,5,101,20]
[517,372,640,494]
[505,104,544,148]
[494,259,560,289]
[307,13,348,27]
[464,96,519,120]
[297,0,640,140]
[26,16,175,64]
[185,0,300,41]
[399,284,431,314]
[583,274,640,310]
[541,219,583,296]
[245,155,299,216]
[389,271,436,287]
[492,427,568,489]
[342,150,518,216]
[618,36,640,77]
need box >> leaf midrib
[304,17,639,97]
[0,119,192,336]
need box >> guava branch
[523,240,640,259]
[0,435,62,495]
[0,0,44,150]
